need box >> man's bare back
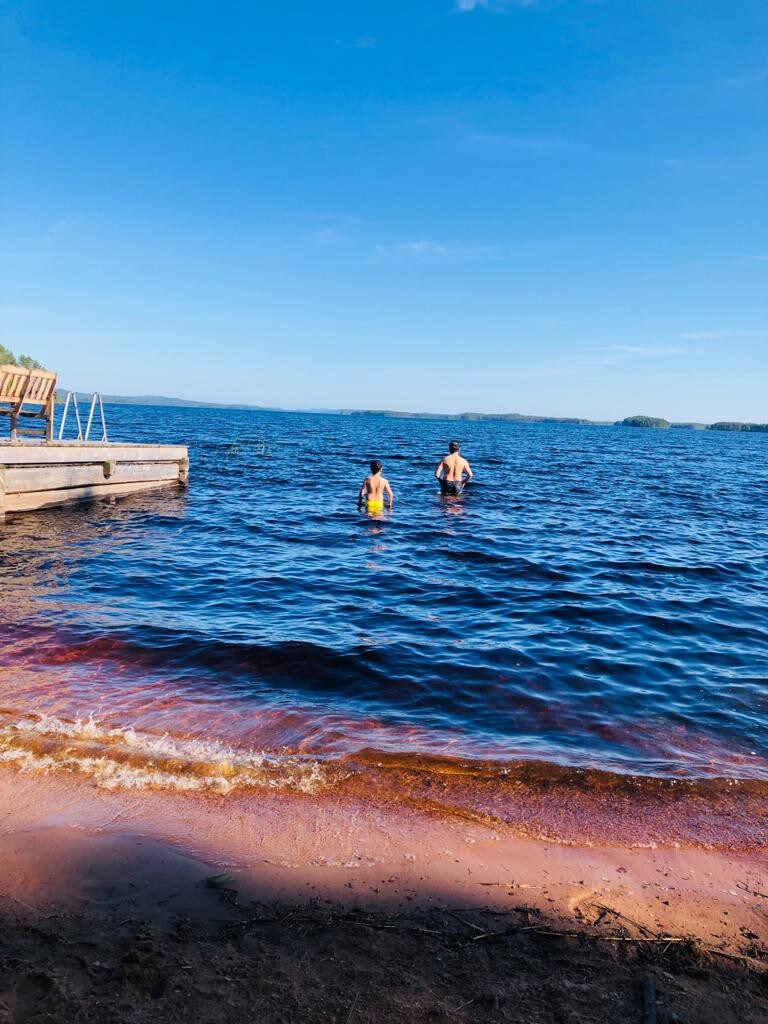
[438,452,471,481]
[435,441,473,495]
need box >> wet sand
[0,766,767,1021]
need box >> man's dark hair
[448,440,460,453]
[370,460,382,474]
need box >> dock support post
[0,465,5,525]
[178,456,189,486]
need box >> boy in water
[435,439,473,496]
[358,460,394,513]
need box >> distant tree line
[0,345,45,370]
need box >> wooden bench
[0,364,58,442]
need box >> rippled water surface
[2,407,768,838]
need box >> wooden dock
[0,441,189,520]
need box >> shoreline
[1,765,766,946]
[0,709,765,854]
[0,766,766,1020]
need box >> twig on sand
[471,925,689,945]
[442,907,517,914]
[590,903,656,938]
[737,882,768,901]
[338,918,443,937]
[601,935,684,945]
[702,947,764,965]
[345,991,360,1024]
[441,909,487,934]
[453,996,476,1012]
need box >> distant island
[57,392,286,413]
[708,422,768,432]
[36,389,768,434]
[616,415,768,432]
[617,415,670,429]
[339,409,595,424]
[2,346,762,432]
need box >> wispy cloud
[372,240,513,264]
[660,151,768,175]
[597,345,683,356]
[465,131,588,155]
[680,329,768,340]
[285,211,366,227]
[337,35,377,49]
[751,255,768,262]
[45,212,88,238]
[301,228,346,246]
[456,0,537,10]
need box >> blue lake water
[2,406,768,840]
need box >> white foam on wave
[0,713,327,794]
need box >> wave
[0,713,327,794]
[0,711,764,853]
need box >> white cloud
[302,228,345,246]
[285,210,366,226]
[372,240,513,264]
[466,131,588,154]
[680,331,731,340]
[598,345,682,356]
[456,0,537,10]
[337,35,377,48]
[681,329,768,340]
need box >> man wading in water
[435,439,473,496]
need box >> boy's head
[370,460,382,474]
[448,439,460,453]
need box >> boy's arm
[384,480,394,506]
[357,477,368,506]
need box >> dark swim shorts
[440,479,464,496]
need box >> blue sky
[1,1,766,420]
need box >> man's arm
[434,460,445,480]
[463,459,473,481]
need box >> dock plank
[5,462,181,493]
[5,478,182,513]
[0,443,187,465]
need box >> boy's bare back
[363,473,391,502]
[358,460,394,511]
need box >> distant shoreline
[59,392,767,432]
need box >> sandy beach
[0,764,766,1022]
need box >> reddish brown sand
[0,766,766,1022]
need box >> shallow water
[1,407,767,843]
